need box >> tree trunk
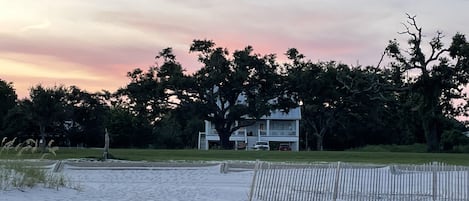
[39,124,46,152]
[315,134,324,151]
[423,117,440,152]
[218,130,233,150]
[421,93,441,152]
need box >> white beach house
[198,107,301,151]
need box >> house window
[259,123,265,131]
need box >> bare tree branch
[377,50,386,68]
[426,31,449,66]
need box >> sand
[1,161,253,201]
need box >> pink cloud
[2,0,469,98]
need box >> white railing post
[257,130,261,142]
[244,129,248,150]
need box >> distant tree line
[1,16,468,152]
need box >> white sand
[1,164,253,201]
[5,161,466,201]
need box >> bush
[440,129,469,151]
[451,145,469,153]
[348,143,427,153]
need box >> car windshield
[256,142,268,145]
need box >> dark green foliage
[28,85,68,148]
[2,85,109,147]
[105,108,134,148]
[1,100,35,140]
[0,79,17,134]
[188,40,296,149]
[104,106,152,148]
[286,51,397,151]
[439,118,469,151]
[118,67,168,123]
[348,144,428,153]
[153,103,203,149]
[64,86,108,147]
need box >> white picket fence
[248,161,469,201]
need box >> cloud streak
[20,19,51,32]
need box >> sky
[1,0,469,98]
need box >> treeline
[1,17,469,152]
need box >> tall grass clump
[0,137,69,191]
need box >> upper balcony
[208,128,297,137]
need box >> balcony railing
[209,129,296,136]
[233,129,246,136]
[270,130,296,136]
[259,130,296,136]
[209,129,247,136]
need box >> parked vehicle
[253,141,270,150]
[278,143,291,151]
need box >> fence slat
[248,161,469,201]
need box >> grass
[2,139,469,166]
[0,161,69,190]
[5,148,469,166]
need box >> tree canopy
[1,15,468,152]
[0,79,17,133]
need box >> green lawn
[4,148,468,166]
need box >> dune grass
[0,138,69,191]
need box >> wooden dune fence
[248,161,469,201]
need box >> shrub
[452,145,469,153]
[348,143,427,153]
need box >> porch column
[295,120,300,136]
[205,120,210,134]
[295,120,300,151]
[235,120,238,135]
[266,120,270,136]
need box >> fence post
[332,161,342,201]
[248,159,260,201]
[220,162,229,174]
[432,162,438,201]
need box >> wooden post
[103,128,110,160]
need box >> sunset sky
[1,0,469,98]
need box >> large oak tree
[187,40,295,149]
[385,14,469,152]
